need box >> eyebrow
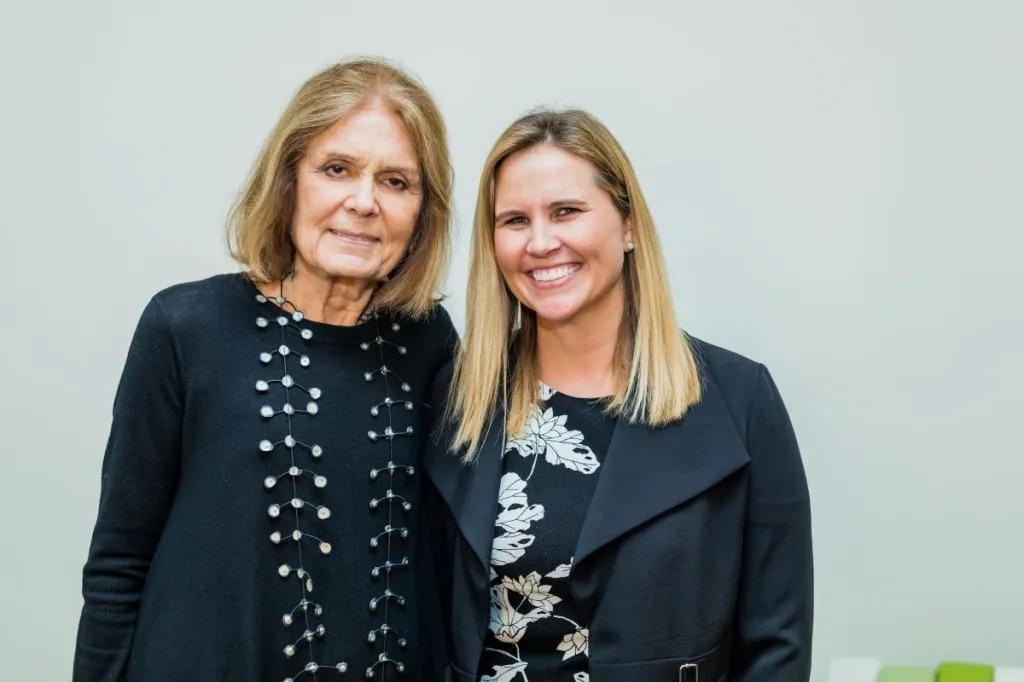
[494,199,588,223]
[382,165,421,181]
[316,152,420,180]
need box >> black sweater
[74,273,457,682]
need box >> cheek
[594,249,627,287]
[292,178,334,237]
[582,225,627,274]
[289,209,313,250]
[604,246,626,272]
[381,197,421,246]
[299,174,337,214]
[290,209,321,253]
[492,232,524,278]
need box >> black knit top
[73,273,457,682]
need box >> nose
[525,220,560,257]
[344,173,379,217]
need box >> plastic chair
[937,662,995,682]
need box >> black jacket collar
[424,370,751,576]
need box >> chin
[525,299,584,324]
[316,253,382,281]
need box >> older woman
[74,58,456,681]
[426,109,812,681]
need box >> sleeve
[730,364,813,681]
[73,297,184,682]
[417,351,458,680]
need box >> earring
[624,240,635,253]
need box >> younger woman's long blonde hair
[450,109,702,459]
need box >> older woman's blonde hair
[450,109,703,459]
[228,57,452,318]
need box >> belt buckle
[679,662,699,682]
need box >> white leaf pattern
[491,472,544,566]
[544,437,600,474]
[491,531,535,566]
[545,560,573,579]
[498,472,528,508]
[495,474,545,533]
[481,661,528,682]
[496,502,545,533]
[507,407,603,476]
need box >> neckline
[540,380,613,403]
[239,273,378,345]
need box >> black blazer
[423,338,813,682]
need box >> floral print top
[477,384,616,682]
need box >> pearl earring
[624,240,635,253]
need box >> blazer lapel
[573,377,751,567]
[423,417,505,574]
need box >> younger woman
[426,109,812,682]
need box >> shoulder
[121,276,246,381]
[686,335,784,442]
[395,301,459,359]
[149,272,251,329]
[688,335,764,398]
[411,301,456,335]
[688,338,806,499]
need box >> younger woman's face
[493,144,632,326]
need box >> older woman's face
[291,102,422,283]
[493,144,632,325]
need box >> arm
[731,365,813,681]
[420,353,458,679]
[73,297,183,682]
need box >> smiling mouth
[329,228,379,245]
[529,264,581,284]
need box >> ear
[624,216,634,244]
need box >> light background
[2,1,1022,679]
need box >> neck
[534,283,624,398]
[259,265,378,326]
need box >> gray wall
[2,1,1021,679]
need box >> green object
[877,665,935,682]
[937,662,994,682]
